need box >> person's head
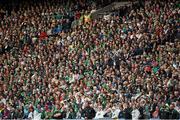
[69,107,74,112]
[161,101,166,106]
[29,105,34,112]
[170,104,175,110]
[176,99,180,106]
[84,101,90,108]
[155,106,159,111]
[174,91,179,97]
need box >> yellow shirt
[84,14,91,23]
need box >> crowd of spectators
[0,0,180,119]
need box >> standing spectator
[159,101,169,119]
[132,105,140,120]
[169,104,180,119]
[81,101,96,119]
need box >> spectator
[131,105,140,120]
[81,101,96,119]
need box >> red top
[145,66,152,72]
[39,32,48,40]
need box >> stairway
[91,1,138,19]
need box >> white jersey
[95,110,106,119]
[132,109,140,120]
